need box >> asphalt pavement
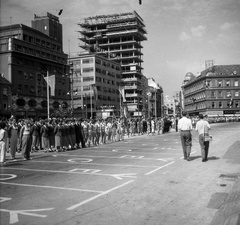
[0,122,240,225]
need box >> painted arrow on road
[0,208,54,224]
[110,173,137,180]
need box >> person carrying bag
[195,114,211,162]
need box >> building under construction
[78,11,148,116]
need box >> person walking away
[0,121,7,165]
[178,111,193,161]
[195,114,211,162]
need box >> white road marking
[69,169,100,173]
[2,167,137,180]
[145,161,175,175]
[0,197,12,203]
[0,174,17,181]
[0,208,54,224]
[67,180,135,210]
[24,160,158,168]
[68,158,93,163]
[0,182,102,193]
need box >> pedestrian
[195,114,211,162]
[40,121,50,153]
[54,120,63,152]
[0,121,7,165]
[31,120,41,152]
[19,120,32,160]
[8,119,19,160]
[178,111,193,161]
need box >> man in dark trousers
[75,119,86,148]
[178,111,193,161]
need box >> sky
[1,0,240,97]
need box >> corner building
[78,11,147,116]
[182,65,240,117]
[0,13,69,119]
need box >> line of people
[0,116,174,165]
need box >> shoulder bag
[204,122,212,142]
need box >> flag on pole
[119,86,126,102]
[44,74,55,96]
[91,84,98,100]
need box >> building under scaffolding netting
[78,11,148,117]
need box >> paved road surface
[0,122,239,225]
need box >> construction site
[78,11,148,116]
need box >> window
[82,58,93,64]
[211,91,215,98]
[18,84,23,92]
[3,88,8,96]
[226,80,230,87]
[218,91,223,98]
[219,102,222,108]
[218,80,222,87]
[29,73,34,80]
[235,101,239,108]
[83,86,90,91]
[226,91,231,98]
[211,102,215,108]
[30,86,35,93]
[235,91,239,97]
[234,80,239,86]
[82,67,94,73]
[83,77,94,82]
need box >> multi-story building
[182,65,240,117]
[69,53,122,119]
[0,12,69,119]
[78,11,147,117]
[0,74,12,118]
[148,78,164,118]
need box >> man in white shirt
[178,111,193,161]
[195,114,211,162]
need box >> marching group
[0,116,173,165]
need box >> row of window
[13,43,66,63]
[186,90,239,103]
[184,79,239,95]
[185,101,239,111]
[22,34,62,52]
[72,58,121,71]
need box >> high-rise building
[0,13,69,118]
[78,11,147,117]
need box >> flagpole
[155,88,157,117]
[90,87,93,119]
[119,86,122,117]
[47,71,50,120]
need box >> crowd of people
[1,113,239,165]
[0,116,173,165]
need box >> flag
[44,74,55,96]
[91,84,98,100]
[119,86,126,102]
[229,98,233,108]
